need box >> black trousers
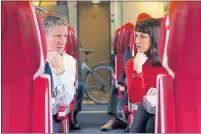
[129,101,155,133]
[107,83,128,116]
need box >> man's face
[46,26,68,55]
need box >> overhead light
[40,1,57,6]
[92,0,100,3]
[32,1,40,6]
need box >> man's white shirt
[50,53,76,106]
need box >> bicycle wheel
[84,65,114,105]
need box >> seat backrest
[2,3,41,82]
[65,25,78,82]
[2,2,52,132]
[71,27,78,54]
[129,28,135,56]
[66,26,74,55]
[115,26,124,80]
[117,26,124,52]
[112,28,120,53]
[158,17,167,62]
[161,2,201,132]
[70,26,79,83]
[120,22,134,52]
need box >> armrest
[57,106,70,121]
[155,74,176,133]
[32,74,53,133]
[128,101,139,112]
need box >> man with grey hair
[42,14,76,133]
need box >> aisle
[69,104,125,133]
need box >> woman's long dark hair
[135,18,161,66]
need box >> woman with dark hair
[125,18,168,133]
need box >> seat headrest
[158,17,164,23]
[66,25,78,55]
[70,27,78,53]
[123,22,134,52]
[163,2,201,78]
[136,13,152,24]
[117,22,134,53]
[168,2,185,16]
[2,3,6,34]
[2,2,43,83]
[66,26,74,55]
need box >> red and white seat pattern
[155,2,201,133]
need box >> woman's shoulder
[126,58,134,66]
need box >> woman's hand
[133,52,148,73]
[146,87,158,95]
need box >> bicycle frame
[81,61,107,92]
[81,62,92,73]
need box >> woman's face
[135,31,151,53]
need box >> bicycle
[79,48,114,105]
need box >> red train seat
[2,2,52,132]
[156,2,201,133]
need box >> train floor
[69,104,125,133]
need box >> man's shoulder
[63,53,76,62]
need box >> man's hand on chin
[46,51,65,75]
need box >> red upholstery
[119,22,134,52]
[66,25,78,89]
[69,96,76,116]
[158,17,167,62]
[158,17,164,23]
[57,106,70,133]
[129,28,135,55]
[71,27,78,54]
[128,110,137,127]
[36,12,47,58]
[155,74,176,133]
[136,13,152,24]
[115,26,124,80]
[2,2,52,132]
[57,106,69,121]
[122,105,129,119]
[112,28,120,53]
[59,117,70,133]
[66,26,74,55]
[156,2,201,133]
[32,76,52,132]
[65,25,78,132]
[117,27,124,52]
[2,3,6,33]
